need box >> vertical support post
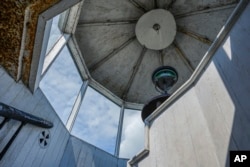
[66,80,88,132]
[114,104,125,157]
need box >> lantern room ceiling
[0,0,239,105]
[75,0,238,104]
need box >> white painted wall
[136,2,250,167]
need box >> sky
[119,109,144,158]
[46,14,62,54]
[39,14,145,159]
[40,45,83,124]
[71,86,120,154]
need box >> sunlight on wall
[222,36,232,60]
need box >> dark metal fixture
[0,102,53,128]
[39,130,51,148]
[141,66,178,122]
[152,66,178,94]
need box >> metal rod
[122,46,147,100]
[0,103,53,128]
[177,27,213,45]
[173,42,195,72]
[129,0,147,12]
[78,19,138,27]
[89,36,136,72]
[175,3,237,19]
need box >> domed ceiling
[75,0,238,104]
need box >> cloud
[119,109,144,158]
[40,45,82,123]
[71,87,120,154]
[46,14,62,54]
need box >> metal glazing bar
[66,81,89,132]
[29,17,52,92]
[59,1,84,33]
[114,104,125,157]
[41,34,70,79]
[68,36,90,80]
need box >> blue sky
[71,86,120,154]
[40,15,144,158]
[46,15,62,54]
[40,46,83,124]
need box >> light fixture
[141,66,178,122]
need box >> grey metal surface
[75,0,238,104]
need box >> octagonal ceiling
[75,0,238,104]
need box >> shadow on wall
[59,136,128,167]
[212,5,250,166]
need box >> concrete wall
[0,66,128,167]
[136,2,250,167]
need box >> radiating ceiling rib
[165,0,176,10]
[159,50,164,66]
[154,0,158,9]
[177,27,212,45]
[89,36,136,72]
[129,0,147,12]
[78,19,138,27]
[175,3,237,19]
[122,46,147,100]
[173,42,195,72]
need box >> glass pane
[119,109,144,158]
[40,45,83,124]
[46,14,62,54]
[71,87,120,155]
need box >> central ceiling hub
[135,9,176,50]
